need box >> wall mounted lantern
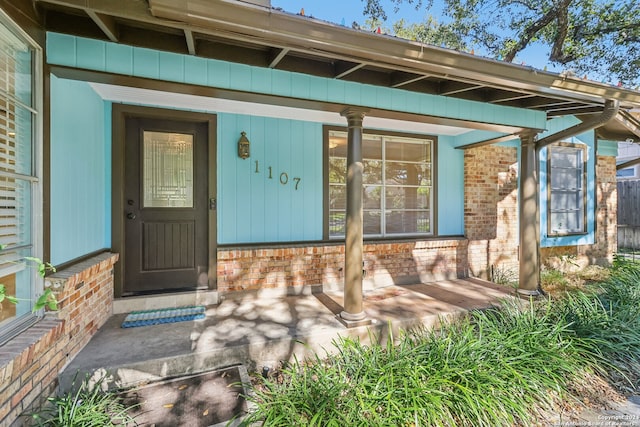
[238,131,250,159]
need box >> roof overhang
[33,0,640,139]
[596,111,640,143]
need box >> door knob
[126,212,136,220]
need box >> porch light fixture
[238,131,250,159]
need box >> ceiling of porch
[89,82,471,136]
[35,0,640,141]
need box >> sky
[271,0,424,25]
[270,0,556,72]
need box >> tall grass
[242,260,640,426]
[551,257,640,384]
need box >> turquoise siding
[539,116,595,247]
[50,76,110,264]
[437,136,464,235]
[46,33,546,130]
[45,32,552,245]
[52,33,609,247]
[217,114,323,243]
[597,140,618,157]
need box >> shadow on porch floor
[59,278,514,392]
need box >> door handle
[126,212,136,220]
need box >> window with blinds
[547,143,586,236]
[0,15,40,334]
[327,129,434,238]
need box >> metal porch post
[518,130,541,295]
[340,107,369,325]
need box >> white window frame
[616,165,639,180]
[0,10,44,343]
[326,127,435,239]
[547,142,587,236]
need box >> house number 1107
[254,161,302,190]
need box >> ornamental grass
[241,257,640,426]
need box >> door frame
[112,104,217,298]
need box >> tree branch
[549,0,573,63]
[503,8,556,61]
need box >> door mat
[121,306,206,328]
[120,365,249,427]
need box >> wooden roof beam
[268,47,289,68]
[521,99,578,109]
[86,10,118,42]
[184,29,196,55]
[614,110,640,140]
[439,82,485,96]
[334,62,366,79]
[390,73,429,88]
[489,93,536,103]
[546,105,605,116]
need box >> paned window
[327,129,434,238]
[0,14,41,340]
[547,143,586,235]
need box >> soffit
[89,82,471,136]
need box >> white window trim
[327,127,435,239]
[0,9,44,343]
[546,142,587,236]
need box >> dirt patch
[120,365,248,426]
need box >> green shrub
[243,301,598,426]
[242,262,640,426]
[554,258,640,383]
[29,375,137,427]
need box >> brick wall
[0,253,118,426]
[595,155,618,263]
[464,145,520,279]
[218,149,616,293]
[217,239,468,292]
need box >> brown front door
[123,117,209,294]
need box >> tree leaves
[362,0,428,21]
[361,0,640,85]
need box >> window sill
[548,231,588,237]
[0,315,63,371]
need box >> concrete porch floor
[59,278,514,391]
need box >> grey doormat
[120,365,249,426]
